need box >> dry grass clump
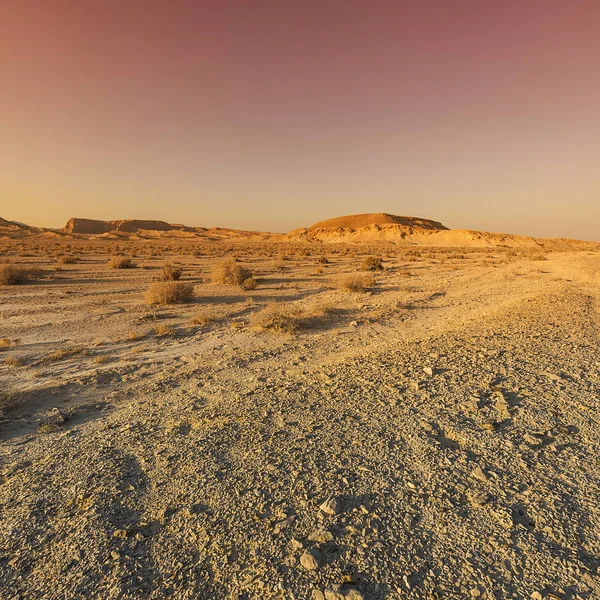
[108,256,136,269]
[0,338,11,349]
[251,301,334,334]
[48,347,88,361]
[531,253,548,261]
[335,272,376,292]
[145,281,194,305]
[250,302,304,333]
[211,259,253,288]
[154,324,175,336]
[361,256,384,271]
[57,255,78,265]
[160,264,182,281]
[189,310,215,326]
[0,264,44,285]
[3,356,23,367]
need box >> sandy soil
[1,241,599,599]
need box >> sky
[1,0,599,239]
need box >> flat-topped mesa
[63,218,190,234]
[307,213,448,231]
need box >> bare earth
[1,241,599,600]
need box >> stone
[311,591,325,600]
[320,497,341,515]
[423,367,433,376]
[300,548,323,571]
[346,591,364,600]
[308,529,334,543]
[113,529,128,539]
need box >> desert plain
[1,216,599,600]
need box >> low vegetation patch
[250,301,333,334]
[335,272,376,292]
[361,256,384,271]
[0,264,44,285]
[160,264,182,281]
[145,281,194,305]
[108,256,136,269]
[211,259,253,288]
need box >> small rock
[346,591,364,600]
[308,529,334,543]
[320,497,341,515]
[300,548,323,571]
[471,467,487,482]
[113,529,128,539]
[311,591,325,600]
[530,593,542,600]
[324,590,344,600]
[423,367,433,376]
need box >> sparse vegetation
[211,259,253,288]
[0,264,44,285]
[145,281,194,305]
[361,256,384,271]
[160,264,182,280]
[335,272,376,292]
[154,324,175,336]
[58,255,77,264]
[108,256,136,269]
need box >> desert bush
[317,256,329,264]
[211,260,253,287]
[251,301,333,334]
[160,264,182,281]
[3,356,22,367]
[0,338,11,349]
[58,255,77,265]
[335,272,376,292]
[0,264,44,285]
[250,302,304,333]
[361,256,384,271]
[189,311,215,326]
[154,324,175,336]
[145,281,194,305]
[108,256,136,269]
[531,254,548,261]
[241,277,257,291]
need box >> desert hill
[307,212,448,231]
[288,213,599,250]
[63,218,194,234]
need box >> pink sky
[1,0,599,238]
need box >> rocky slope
[307,213,448,231]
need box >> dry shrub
[531,254,548,261]
[94,355,110,364]
[211,259,252,287]
[160,265,182,281]
[58,255,77,265]
[0,264,44,285]
[145,281,194,305]
[241,277,257,291]
[48,347,88,361]
[3,356,22,367]
[251,301,333,334]
[335,272,376,292]
[108,256,136,269]
[0,338,11,349]
[250,302,303,333]
[154,324,175,336]
[189,311,215,326]
[361,256,384,271]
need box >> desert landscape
[1,213,599,599]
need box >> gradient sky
[1,0,599,239]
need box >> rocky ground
[0,245,599,599]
